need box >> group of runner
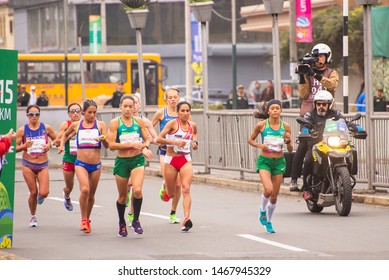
[15,87,198,236]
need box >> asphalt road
[8,168,389,260]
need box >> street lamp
[262,0,284,101]
[120,0,153,117]
[189,0,214,174]
[354,0,378,190]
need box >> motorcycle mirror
[296,117,312,126]
[351,113,362,122]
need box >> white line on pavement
[237,234,308,252]
[139,212,170,220]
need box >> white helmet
[314,90,334,109]
[311,43,332,64]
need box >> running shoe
[64,193,74,211]
[259,210,267,225]
[170,213,181,224]
[128,213,134,224]
[181,218,193,232]
[289,180,300,192]
[131,220,143,235]
[265,222,275,233]
[37,194,45,205]
[118,223,128,237]
[159,184,170,202]
[29,215,38,227]
[80,218,91,233]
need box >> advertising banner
[0,49,17,248]
[191,12,202,63]
[296,0,312,43]
[89,15,102,54]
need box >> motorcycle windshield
[323,118,349,138]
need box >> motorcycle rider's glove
[308,67,315,76]
[301,127,310,134]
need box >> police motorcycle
[296,114,367,216]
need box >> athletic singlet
[23,123,48,156]
[76,120,101,149]
[160,108,178,131]
[63,120,77,163]
[116,117,142,148]
[166,119,193,154]
[261,119,285,153]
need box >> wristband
[143,146,149,150]
[193,141,198,145]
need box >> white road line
[47,197,102,208]
[237,234,308,252]
[140,212,170,220]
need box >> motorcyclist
[299,90,362,200]
[290,43,339,192]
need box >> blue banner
[191,12,202,63]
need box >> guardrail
[96,108,387,190]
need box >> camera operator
[290,43,339,192]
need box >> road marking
[140,212,170,220]
[237,234,308,252]
[47,197,102,208]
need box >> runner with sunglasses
[15,105,57,227]
[55,103,82,211]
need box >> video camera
[295,51,319,75]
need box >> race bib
[69,137,77,155]
[27,138,46,155]
[78,129,99,146]
[119,133,140,144]
[173,139,192,154]
[263,136,284,153]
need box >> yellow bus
[18,53,167,106]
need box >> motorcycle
[296,114,367,216]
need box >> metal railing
[98,109,389,189]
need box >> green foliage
[189,0,212,3]
[119,0,152,9]
[280,6,364,75]
[192,102,226,110]
[373,58,389,99]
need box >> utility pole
[64,0,68,106]
[101,0,107,53]
[232,0,237,109]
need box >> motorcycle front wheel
[334,166,352,216]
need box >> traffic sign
[191,62,203,75]
[194,75,203,86]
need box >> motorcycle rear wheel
[334,166,352,216]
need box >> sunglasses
[316,102,329,107]
[68,109,81,114]
[27,112,40,117]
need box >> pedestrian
[236,84,249,109]
[260,80,275,102]
[36,90,49,107]
[17,86,30,107]
[55,103,82,211]
[248,99,293,233]
[373,88,386,112]
[126,93,158,225]
[253,81,262,102]
[59,100,108,233]
[111,81,124,108]
[15,105,57,227]
[151,87,182,224]
[226,90,233,109]
[28,86,37,106]
[157,101,199,232]
[290,43,339,192]
[107,95,153,236]
[355,82,366,113]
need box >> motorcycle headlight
[326,136,348,148]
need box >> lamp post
[355,0,378,190]
[263,0,284,101]
[189,0,214,174]
[120,0,152,117]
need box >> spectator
[28,86,37,106]
[36,90,49,107]
[226,90,233,109]
[236,85,249,109]
[0,128,16,177]
[111,81,124,108]
[253,81,262,102]
[145,72,157,105]
[18,86,30,107]
[281,91,290,109]
[373,88,387,112]
[261,80,275,102]
[356,82,366,112]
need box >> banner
[372,6,389,58]
[191,12,202,63]
[296,0,312,43]
[0,49,17,249]
[89,15,102,54]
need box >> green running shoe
[170,213,181,224]
[128,213,134,225]
[159,184,170,202]
[265,222,275,233]
[259,210,267,225]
